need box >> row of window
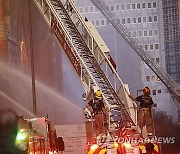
[131,30,159,38]
[121,16,158,24]
[144,44,159,51]
[152,89,162,95]
[79,2,157,13]
[146,75,160,82]
[93,16,159,26]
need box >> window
[158,89,161,93]
[133,18,136,23]
[148,2,152,8]
[146,76,150,82]
[143,17,147,22]
[121,4,125,10]
[154,29,158,36]
[117,18,120,24]
[138,17,141,23]
[122,18,125,24]
[85,7,88,13]
[155,43,159,49]
[144,30,148,36]
[96,20,99,26]
[152,76,156,82]
[133,31,137,37]
[132,4,136,9]
[153,2,157,8]
[156,58,160,64]
[152,90,156,95]
[90,7,94,12]
[111,5,114,11]
[150,44,153,50]
[137,3,141,9]
[144,44,148,50]
[127,18,131,23]
[149,30,153,36]
[101,20,105,25]
[139,31,142,37]
[95,7,98,12]
[148,16,152,22]
[116,5,120,11]
[154,16,158,22]
[142,3,146,9]
[127,4,130,10]
[106,20,109,25]
[79,8,83,13]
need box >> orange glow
[123,142,132,148]
[90,144,99,150]
[113,142,119,148]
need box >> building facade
[73,0,179,120]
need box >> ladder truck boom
[33,0,137,128]
[90,0,180,102]
[33,0,158,153]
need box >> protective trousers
[138,108,153,133]
[95,112,104,136]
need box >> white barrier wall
[55,124,87,154]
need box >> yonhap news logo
[114,136,175,144]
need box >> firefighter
[0,109,27,154]
[86,90,107,136]
[128,87,154,136]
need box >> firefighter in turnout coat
[86,90,107,136]
[129,87,154,136]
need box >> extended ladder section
[90,0,180,102]
[33,0,139,130]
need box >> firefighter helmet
[143,87,151,95]
[95,90,102,99]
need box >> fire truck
[16,116,64,154]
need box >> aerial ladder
[32,0,157,153]
[90,0,180,103]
